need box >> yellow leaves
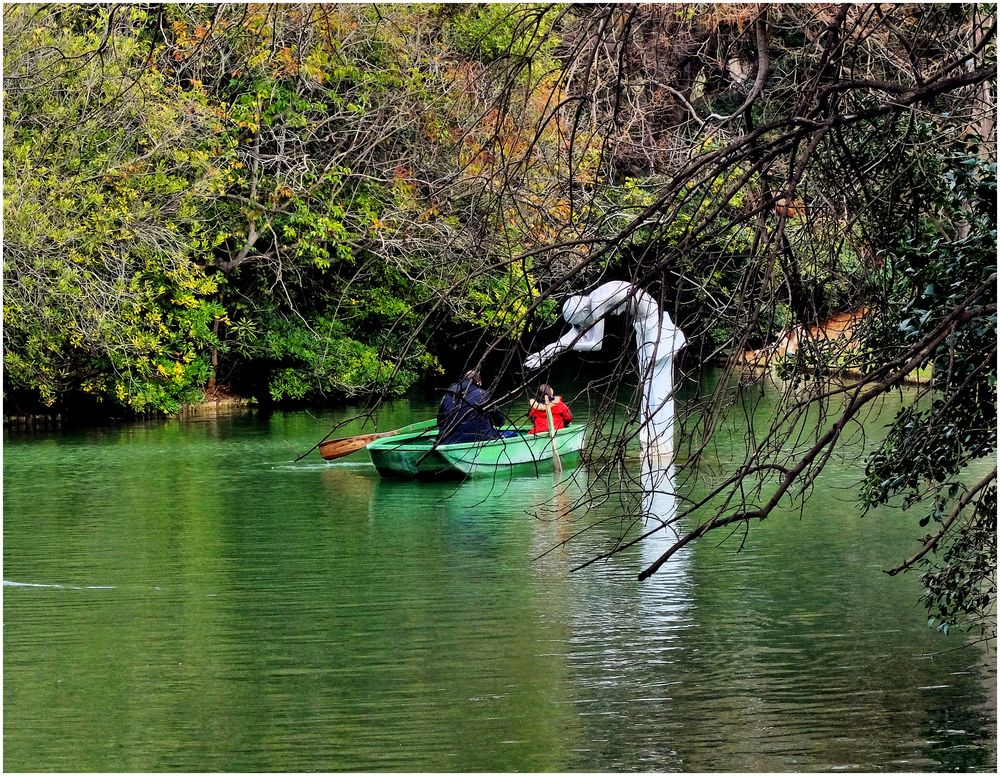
[155,361,187,384]
[168,268,218,296]
[300,59,327,84]
[418,351,444,376]
[246,49,270,71]
[173,148,209,166]
[391,175,417,201]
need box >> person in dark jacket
[436,369,505,444]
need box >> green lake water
[3,380,996,772]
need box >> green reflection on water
[3,381,995,772]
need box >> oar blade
[319,433,385,461]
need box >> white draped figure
[525,281,686,460]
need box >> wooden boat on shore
[321,418,585,479]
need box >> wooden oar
[319,429,402,461]
[318,418,439,461]
[544,401,563,475]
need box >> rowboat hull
[366,423,585,479]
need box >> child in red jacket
[528,384,572,434]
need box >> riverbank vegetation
[4,3,995,639]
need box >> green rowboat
[365,420,585,479]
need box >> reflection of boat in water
[363,465,588,572]
[360,419,586,480]
[368,467,586,521]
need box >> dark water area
[3,378,996,772]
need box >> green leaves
[447,4,560,65]
[242,311,418,402]
[2,4,229,413]
[859,150,997,637]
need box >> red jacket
[528,398,572,434]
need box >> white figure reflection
[638,462,692,630]
[524,281,685,462]
[640,463,678,535]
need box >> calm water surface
[4,382,996,771]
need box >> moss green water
[3,385,995,771]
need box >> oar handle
[544,401,563,474]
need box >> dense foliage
[3,4,563,412]
[861,152,996,640]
